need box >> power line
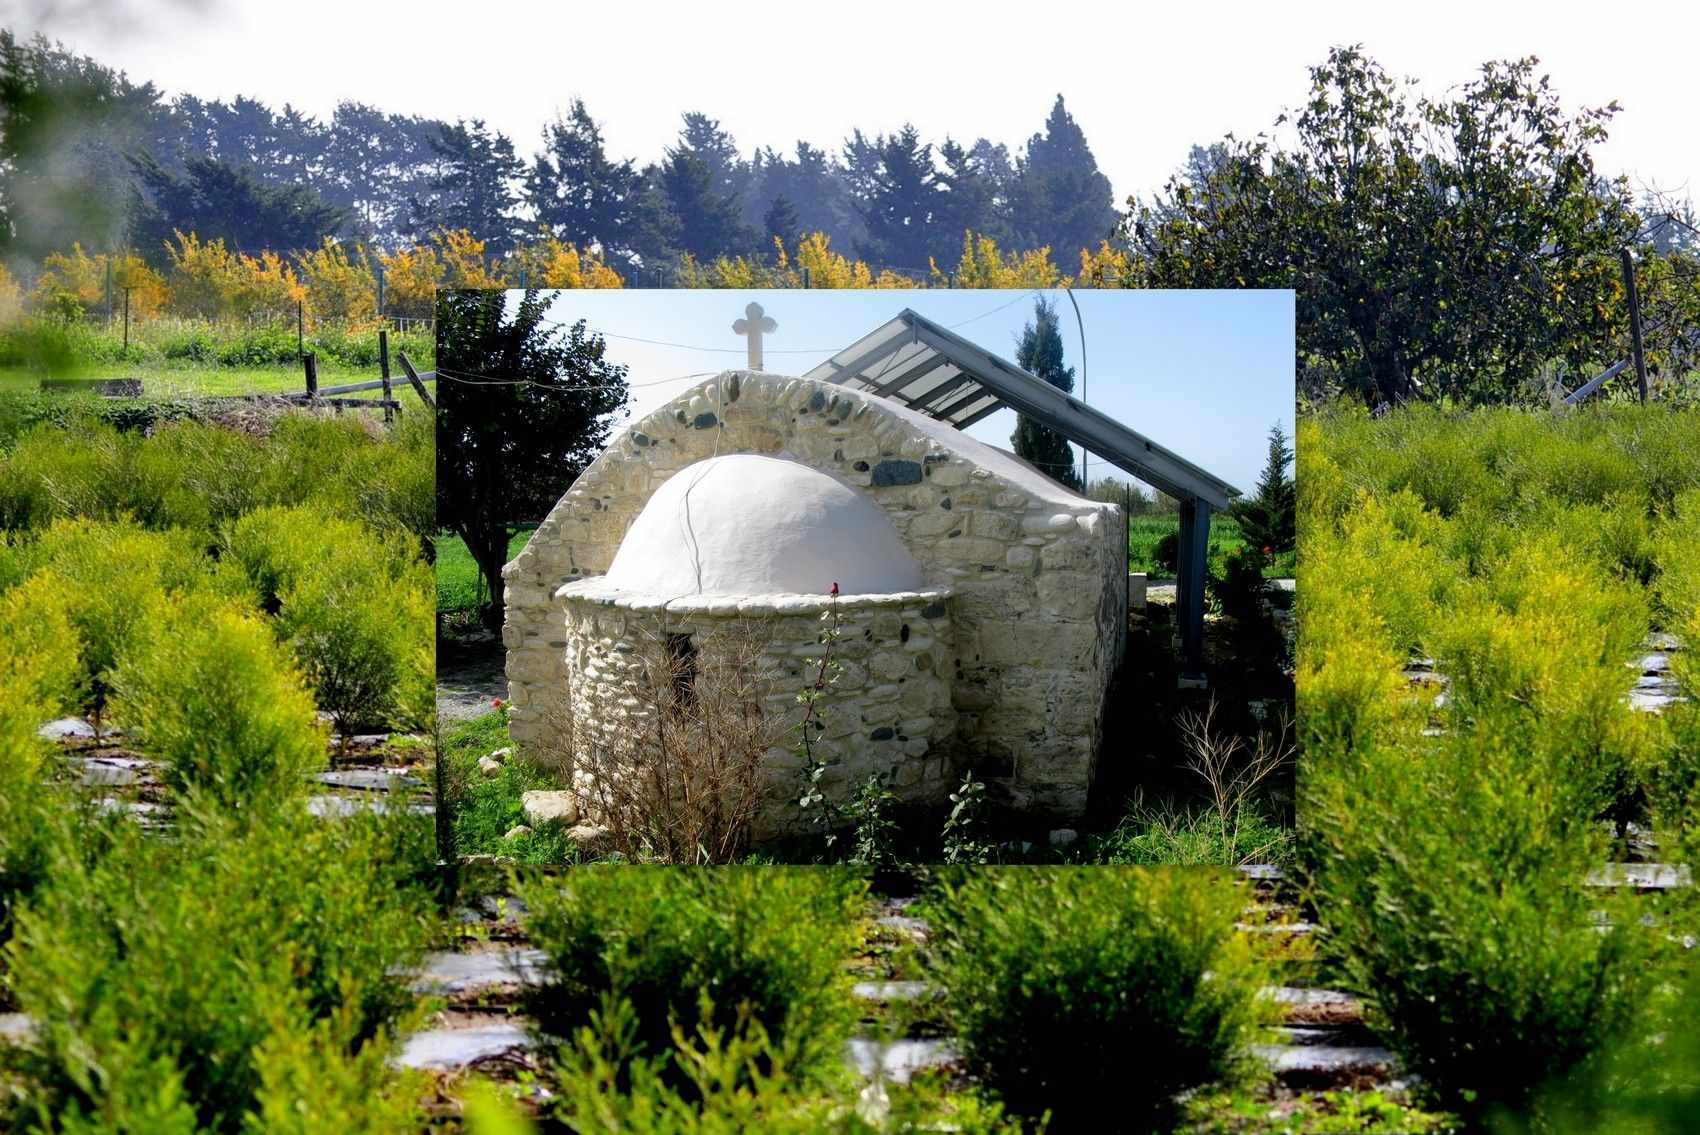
[435,366,718,391]
[947,291,1040,330]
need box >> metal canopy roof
[801,308,1240,510]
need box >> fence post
[397,351,435,410]
[1620,247,1649,403]
[379,329,394,424]
[297,299,305,359]
[304,352,318,398]
[121,288,132,353]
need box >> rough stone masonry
[502,370,1126,823]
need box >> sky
[11,0,1698,208]
[531,289,1295,495]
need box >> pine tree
[1010,296,1082,491]
[656,148,751,261]
[408,119,523,255]
[763,193,800,250]
[526,99,641,263]
[850,124,941,270]
[1229,423,1296,553]
[1011,95,1117,258]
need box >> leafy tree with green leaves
[1230,422,1295,554]
[1124,46,1640,406]
[1010,296,1082,491]
[0,31,175,261]
[436,290,629,632]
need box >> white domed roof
[604,454,923,597]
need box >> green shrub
[0,422,131,528]
[223,503,378,610]
[1303,717,1655,1121]
[1213,545,1268,623]
[2,805,431,1131]
[926,867,1268,1131]
[519,868,866,1088]
[112,593,326,808]
[1093,798,1293,866]
[0,570,82,751]
[222,502,433,734]
[19,518,215,725]
[279,560,434,737]
[238,1005,422,1135]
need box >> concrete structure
[504,369,1128,825]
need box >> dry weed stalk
[1177,697,1293,837]
[574,621,781,864]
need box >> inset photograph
[435,288,1295,866]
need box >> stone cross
[733,301,777,370]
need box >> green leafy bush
[1,406,435,546]
[926,867,1268,1131]
[1,805,431,1131]
[1304,706,1656,1119]
[112,593,325,809]
[0,569,82,749]
[519,867,866,1088]
[18,518,216,726]
[279,560,434,737]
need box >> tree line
[4,33,1699,407]
[0,32,1117,280]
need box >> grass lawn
[441,709,583,865]
[437,525,539,614]
[1126,512,1295,579]
[0,317,435,409]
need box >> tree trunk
[457,520,510,636]
[475,548,506,634]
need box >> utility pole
[1621,247,1649,403]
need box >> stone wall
[504,370,1126,819]
[557,584,957,836]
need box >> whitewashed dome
[604,454,923,597]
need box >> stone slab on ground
[410,948,549,994]
[314,768,424,791]
[306,794,435,818]
[1586,863,1693,890]
[394,1023,534,1070]
[1252,1043,1396,1087]
[38,718,95,740]
[851,981,937,1002]
[847,1038,959,1084]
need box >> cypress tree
[1010,296,1082,491]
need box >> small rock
[521,789,579,826]
[567,823,615,855]
[504,824,533,841]
[477,756,503,777]
[1048,828,1079,850]
[488,747,513,763]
